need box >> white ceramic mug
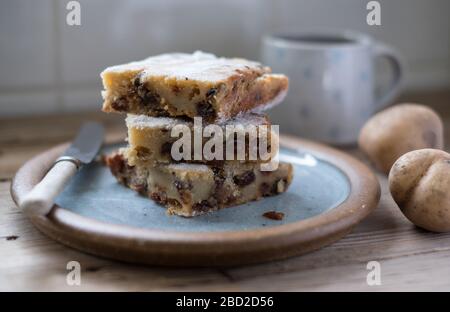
[262,30,403,145]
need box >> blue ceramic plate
[12,137,379,266]
[56,144,350,232]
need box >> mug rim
[263,30,372,49]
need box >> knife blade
[63,122,104,165]
[20,122,105,217]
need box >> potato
[358,103,443,174]
[389,149,450,232]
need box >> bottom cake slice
[105,150,293,217]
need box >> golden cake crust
[101,51,288,121]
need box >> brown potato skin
[389,149,450,232]
[358,103,443,174]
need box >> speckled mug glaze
[262,31,403,145]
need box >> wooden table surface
[1,90,449,291]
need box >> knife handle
[21,160,78,217]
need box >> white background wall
[0,0,449,117]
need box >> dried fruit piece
[233,171,256,186]
[196,101,216,120]
[263,211,285,220]
[111,98,128,111]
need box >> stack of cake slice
[101,51,294,217]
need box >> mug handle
[373,42,403,111]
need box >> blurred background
[0,0,449,117]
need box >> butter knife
[21,122,104,217]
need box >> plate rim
[11,135,380,266]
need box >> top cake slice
[101,51,288,122]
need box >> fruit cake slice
[101,51,288,122]
[105,151,293,217]
[125,112,279,166]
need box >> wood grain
[1,90,449,291]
